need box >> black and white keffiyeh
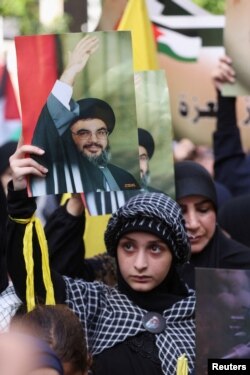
[64,277,195,375]
[0,283,22,332]
[105,192,190,264]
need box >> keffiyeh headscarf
[105,192,190,264]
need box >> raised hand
[211,55,236,91]
[60,35,100,86]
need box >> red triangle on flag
[153,24,164,40]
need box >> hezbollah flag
[117,0,159,71]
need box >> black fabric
[218,193,250,248]
[31,104,69,194]
[0,226,8,293]
[117,261,189,313]
[214,180,232,208]
[0,141,18,175]
[213,91,250,196]
[175,160,217,209]
[75,97,116,133]
[178,226,250,289]
[92,333,163,375]
[126,332,161,365]
[0,64,7,98]
[45,203,94,281]
[0,183,8,293]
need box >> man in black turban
[30,35,139,196]
[138,128,155,191]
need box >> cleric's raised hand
[60,35,100,86]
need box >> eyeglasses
[139,154,149,162]
[71,128,109,140]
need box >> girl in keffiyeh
[7,144,195,375]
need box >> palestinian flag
[155,25,201,62]
[147,0,224,62]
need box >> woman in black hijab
[175,160,250,289]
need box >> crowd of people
[0,27,250,375]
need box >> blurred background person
[11,304,91,375]
[0,331,64,375]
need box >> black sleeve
[213,90,250,196]
[6,182,66,303]
[45,202,95,281]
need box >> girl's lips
[131,276,151,283]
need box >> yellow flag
[84,210,111,257]
[176,354,188,375]
[118,0,159,71]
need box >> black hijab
[117,261,189,313]
[175,160,217,210]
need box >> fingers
[61,35,100,85]
[211,55,236,90]
[70,35,100,63]
[9,145,48,191]
[218,57,235,81]
[75,35,100,55]
[11,144,45,158]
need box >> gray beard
[82,146,111,167]
[140,170,151,190]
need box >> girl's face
[117,231,173,292]
[178,195,216,254]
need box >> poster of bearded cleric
[15,32,141,196]
[84,69,175,216]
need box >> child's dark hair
[10,304,90,373]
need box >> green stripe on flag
[157,42,198,62]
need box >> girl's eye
[180,206,187,214]
[150,245,161,254]
[122,242,134,251]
